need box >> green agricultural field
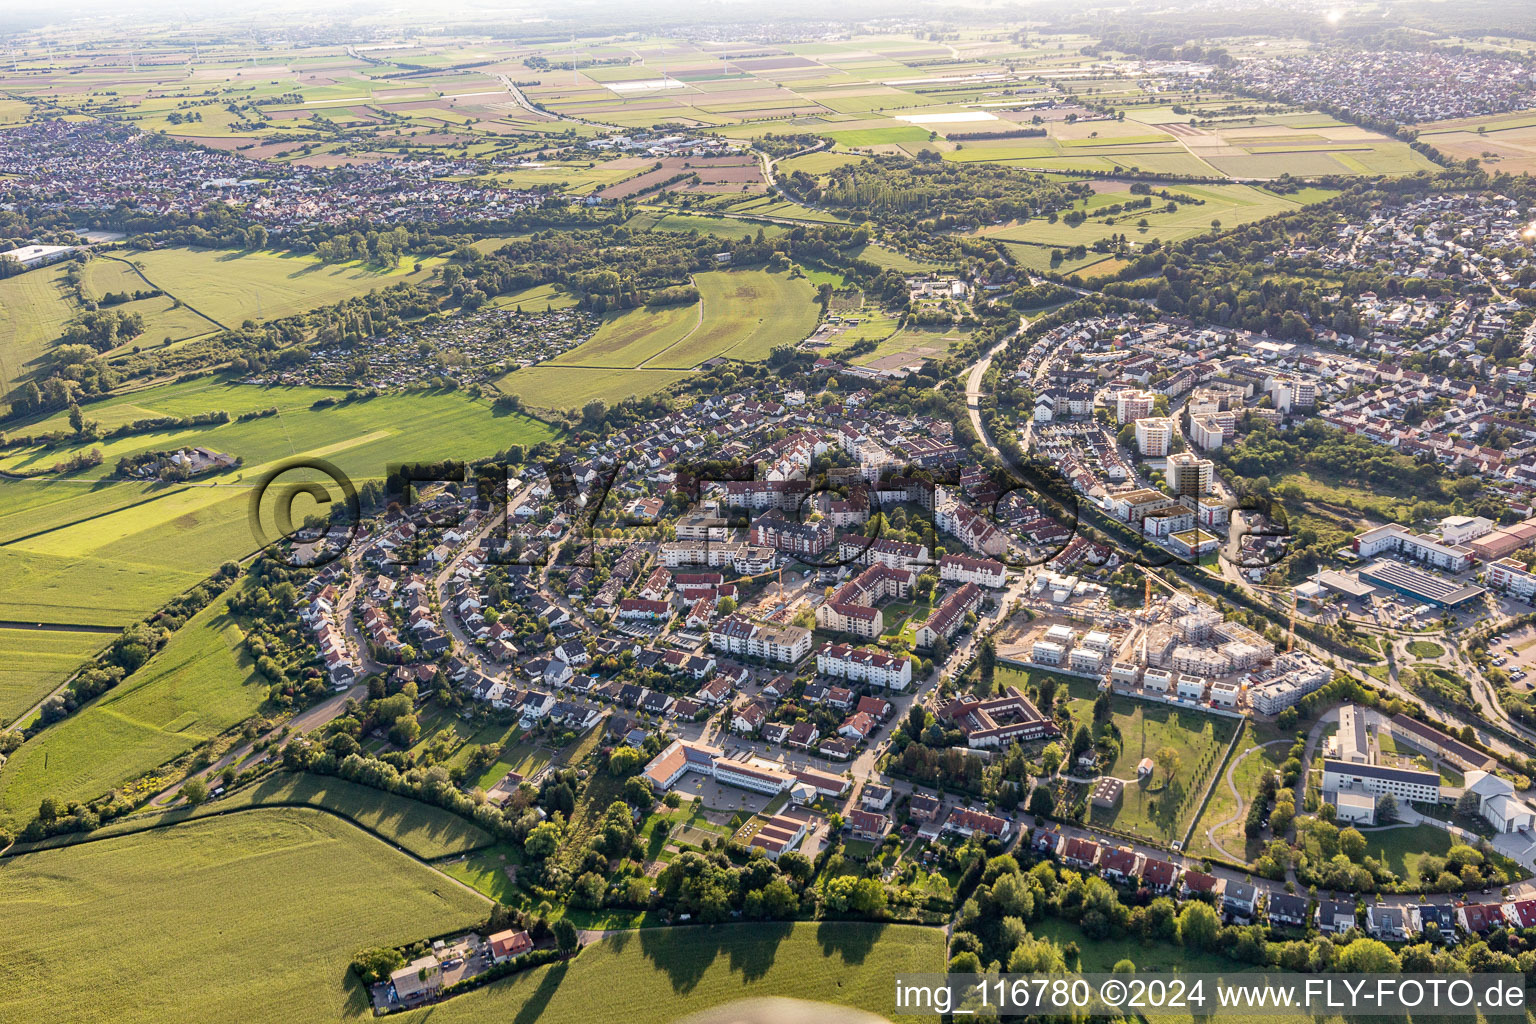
[495,364,693,411]
[80,256,222,349]
[27,771,493,859]
[489,281,581,310]
[0,585,266,825]
[548,301,700,368]
[625,208,792,238]
[646,268,819,368]
[394,922,945,1024]
[497,267,815,405]
[0,379,558,628]
[978,184,1336,250]
[824,125,933,147]
[0,808,490,1024]
[0,262,80,405]
[0,627,109,726]
[111,246,444,329]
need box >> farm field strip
[0,808,490,1024]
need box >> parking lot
[1489,624,1536,687]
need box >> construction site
[995,569,1330,719]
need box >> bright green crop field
[396,922,945,1024]
[0,808,490,1024]
[22,771,494,860]
[0,378,558,628]
[0,585,266,826]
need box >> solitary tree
[1153,746,1182,785]
[553,917,579,956]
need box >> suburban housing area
[12,2,1536,1023]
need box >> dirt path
[1204,739,1290,862]
[638,274,706,369]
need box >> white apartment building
[1032,640,1065,665]
[1487,558,1536,600]
[816,642,913,690]
[939,552,1007,589]
[1069,647,1104,674]
[1352,524,1472,573]
[1322,759,1440,804]
[1134,417,1176,458]
[1115,389,1156,424]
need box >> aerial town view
[11,0,1536,1021]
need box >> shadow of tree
[511,960,569,1024]
[816,920,886,966]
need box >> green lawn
[393,922,946,1024]
[1029,917,1240,973]
[0,586,267,826]
[1187,719,1288,862]
[1004,664,1238,844]
[0,807,490,1024]
[1407,640,1445,659]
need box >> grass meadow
[395,922,945,1024]
[0,262,80,402]
[0,808,490,1024]
[0,627,110,726]
[18,771,494,859]
[0,379,557,629]
[497,266,818,409]
[0,586,265,826]
[114,246,444,327]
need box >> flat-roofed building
[1134,417,1176,457]
[1488,558,1536,601]
[0,242,76,270]
[1331,704,1370,764]
[1352,524,1472,573]
[1322,758,1439,804]
[1358,559,1485,608]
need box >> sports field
[0,808,490,1024]
[394,922,945,1024]
[0,586,265,826]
